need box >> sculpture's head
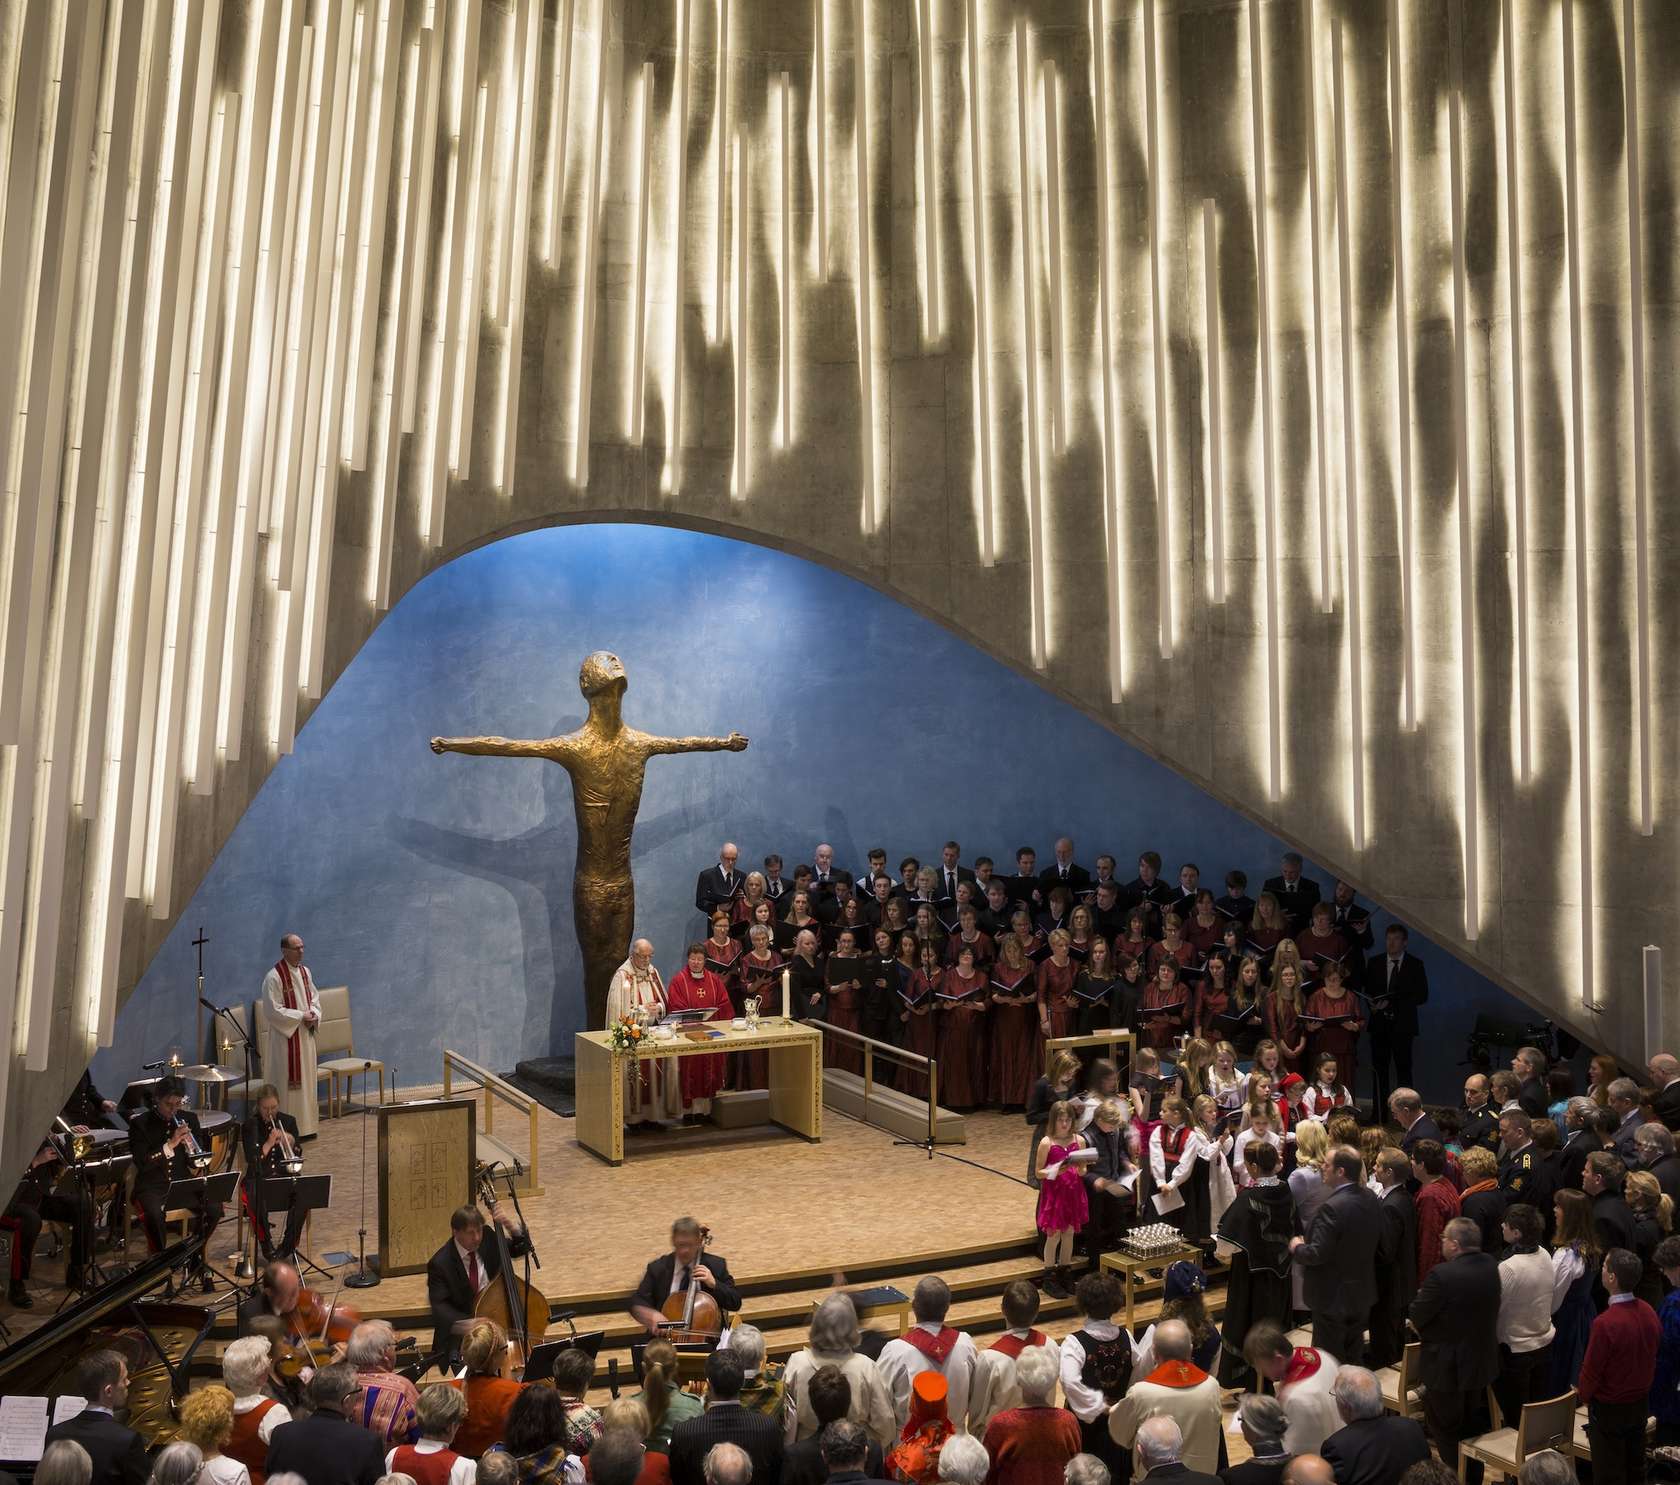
[578,651,627,697]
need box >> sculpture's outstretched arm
[643,730,749,757]
[430,734,564,759]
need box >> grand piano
[0,1238,219,1459]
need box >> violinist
[239,1260,357,1351]
[242,1084,307,1261]
[128,1075,222,1289]
[426,1200,531,1366]
[628,1216,743,1336]
[1,1135,95,1306]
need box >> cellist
[425,1200,531,1366]
[628,1216,743,1335]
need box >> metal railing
[1044,1028,1137,1075]
[442,1048,541,1189]
[812,1021,942,1147]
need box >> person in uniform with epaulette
[1460,1073,1499,1154]
[1498,1110,1557,1239]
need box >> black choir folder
[825,957,865,988]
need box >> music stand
[164,1169,241,1289]
[258,1173,335,1282]
[522,1332,606,1383]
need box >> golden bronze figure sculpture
[430,651,749,1030]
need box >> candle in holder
[781,966,791,1022]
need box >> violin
[659,1225,725,1342]
[268,1284,360,1381]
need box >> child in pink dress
[1035,1100,1090,1300]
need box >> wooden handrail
[443,1048,539,1190]
[1044,1028,1137,1075]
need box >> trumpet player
[242,1084,307,1261]
[129,1075,224,1289]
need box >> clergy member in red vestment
[935,946,990,1111]
[1035,932,1079,1042]
[989,936,1041,1109]
[666,943,734,1115]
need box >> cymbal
[179,1063,241,1083]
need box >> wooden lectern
[377,1098,477,1276]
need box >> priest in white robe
[260,933,321,1138]
[606,939,679,1126]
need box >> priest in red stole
[666,943,735,1116]
[260,932,322,1137]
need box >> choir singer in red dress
[666,943,734,1120]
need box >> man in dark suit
[1388,1090,1440,1159]
[781,1371,886,1485]
[1135,1416,1221,1485]
[1004,847,1045,911]
[1038,838,1091,898]
[629,1215,744,1334]
[1288,1147,1383,1364]
[933,842,976,904]
[264,1363,386,1485]
[1263,852,1321,932]
[696,844,744,920]
[1558,1098,1599,1190]
[425,1200,532,1363]
[1606,1078,1645,1167]
[1512,1048,1550,1119]
[1648,1054,1680,1133]
[1408,1217,1501,1465]
[42,1351,148,1485]
[1365,1150,1417,1369]
[1364,926,1427,1113]
[669,1349,784,1485]
[1319,1367,1429,1485]
[1634,1122,1680,1205]
[818,1420,895,1485]
[1123,852,1176,924]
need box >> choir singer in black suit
[426,1198,531,1364]
[1287,1146,1382,1364]
[629,1216,743,1334]
[696,844,744,919]
[1364,925,1427,1112]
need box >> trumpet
[264,1116,304,1174]
[170,1111,213,1171]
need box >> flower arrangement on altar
[606,1014,648,1054]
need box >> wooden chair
[314,986,384,1117]
[1569,1403,1656,1464]
[1375,1341,1424,1420]
[1457,1389,1577,1484]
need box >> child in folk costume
[1233,1102,1285,1187]
[1300,1054,1353,1122]
[1188,1094,1237,1243]
[1148,1096,1201,1236]
[665,943,734,1120]
[1035,1100,1090,1299]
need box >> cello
[659,1224,725,1343]
[470,1162,549,1372]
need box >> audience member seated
[43,1350,149,1485]
[668,1350,783,1485]
[731,1326,787,1426]
[783,1296,897,1447]
[979,1347,1081,1485]
[1219,1397,1290,1485]
[222,1337,292,1484]
[37,1441,93,1485]
[1317,1369,1427,1485]
[387,1386,476,1485]
[1131,1418,1218,1485]
[492,1385,585,1485]
[594,1405,671,1485]
[177,1387,254,1485]
[348,1321,422,1450]
[449,1321,523,1458]
[781,1372,885,1485]
[1242,1325,1340,1458]
[1108,1321,1222,1478]
[265,1365,388,1485]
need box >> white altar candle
[782,966,791,1022]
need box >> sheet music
[0,1395,49,1461]
[51,1398,86,1426]
[1152,1184,1185,1215]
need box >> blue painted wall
[100,525,1539,1101]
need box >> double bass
[471,1163,549,1370]
[659,1224,725,1343]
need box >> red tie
[468,1252,480,1293]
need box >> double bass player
[426,1197,531,1366]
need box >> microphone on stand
[198,996,226,1015]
